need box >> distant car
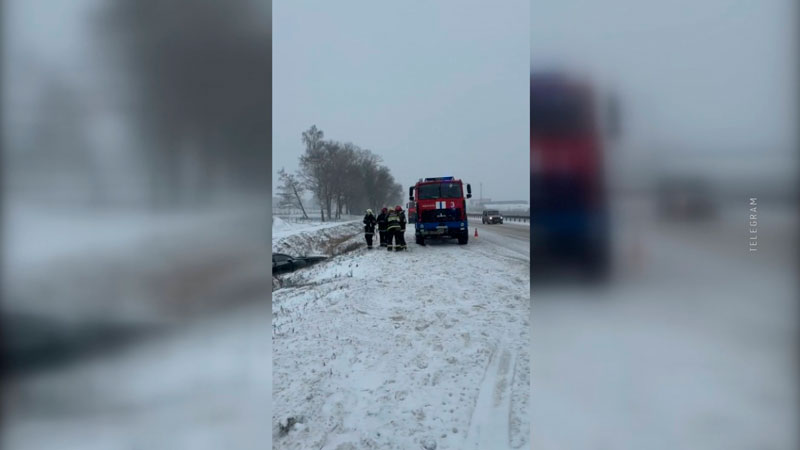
[272,253,328,274]
[481,210,504,224]
[656,176,716,221]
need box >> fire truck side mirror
[409,186,414,201]
[466,184,472,199]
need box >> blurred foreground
[530,1,797,447]
[532,192,798,449]
[2,0,271,448]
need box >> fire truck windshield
[418,182,462,200]
[530,90,592,137]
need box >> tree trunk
[292,184,308,219]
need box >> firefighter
[363,209,377,249]
[385,206,401,251]
[376,207,389,247]
[395,205,408,251]
[386,205,407,251]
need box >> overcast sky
[530,0,796,179]
[272,0,529,202]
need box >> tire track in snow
[465,344,517,450]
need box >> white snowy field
[272,228,531,449]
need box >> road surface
[531,197,798,450]
[470,222,530,259]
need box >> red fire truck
[409,176,472,245]
[530,72,618,277]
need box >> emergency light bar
[423,176,454,182]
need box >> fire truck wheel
[415,234,425,246]
[457,232,468,245]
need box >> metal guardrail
[466,213,529,223]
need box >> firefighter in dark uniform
[385,207,401,251]
[363,209,377,249]
[396,205,408,250]
[376,207,389,247]
[386,205,407,251]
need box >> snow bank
[272,221,362,257]
[5,205,269,323]
[272,218,362,241]
[3,204,271,372]
[272,216,293,233]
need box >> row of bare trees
[277,126,403,221]
[93,0,271,208]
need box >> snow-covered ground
[272,227,530,449]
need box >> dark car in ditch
[272,253,328,274]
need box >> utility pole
[480,182,483,202]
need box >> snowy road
[273,227,530,449]
[532,198,798,449]
[471,223,530,259]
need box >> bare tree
[95,0,271,209]
[299,126,334,221]
[277,168,308,218]
[297,125,404,221]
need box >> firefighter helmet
[395,205,402,211]
[381,207,388,213]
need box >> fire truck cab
[409,176,472,245]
